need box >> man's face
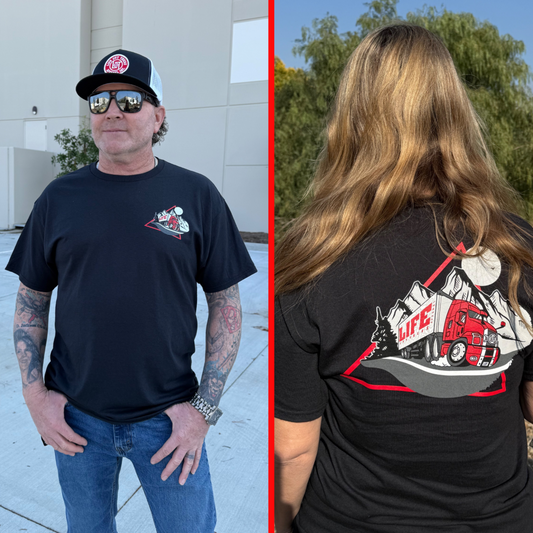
[90,82,165,160]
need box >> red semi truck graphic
[396,293,502,367]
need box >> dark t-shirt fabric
[7,160,257,424]
[275,204,533,532]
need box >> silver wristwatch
[189,392,223,426]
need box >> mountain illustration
[441,268,531,349]
[487,290,531,350]
[387,282,434,330]
[404,281,434,313]
[387,299,413,330]
[356,262,533,398]
[441,267,489,315]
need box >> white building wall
[0,0,267,232]
[91,0,123,73]
[0,0,91,153]
[122,0,267,231]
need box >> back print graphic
[343,245,533,398]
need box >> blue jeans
[54,403,216,533]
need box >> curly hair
[152,99,168,145]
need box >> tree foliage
[51,124,98,178]
[275,0,533,238]
[275,57,302,91]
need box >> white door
[24,120,47,151]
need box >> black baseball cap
[76,49,163,103]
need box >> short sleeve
[524,352,533,381]
[5,199,58,292]
[275,294,328,422]
[196,190,257,293]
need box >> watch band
[189,392,223,425]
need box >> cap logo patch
[104,54,129,74]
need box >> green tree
[275,56,302,91]
[51,124,99,178]
[275,0,533,239]
[275,15,360,236]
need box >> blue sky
[275,0,533,73]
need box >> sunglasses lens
[116,91,143,112]
[89,92,110,114]
[89,91,144,114]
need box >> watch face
[208,408,223,426]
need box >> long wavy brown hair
[275,23,533,330]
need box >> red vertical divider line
[268,1,275,531]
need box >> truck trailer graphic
[357,264,533,397]
[397,292,503,367]
[145,205,189,239]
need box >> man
[6,49,256,533]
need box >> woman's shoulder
[504,211,533,231]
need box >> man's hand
[12,283,86,456]
[149,284,241,484]
[24,387,87,456]
[150,401,209,484]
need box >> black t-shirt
[275,205,533,532]
[7,160,257,423]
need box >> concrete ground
[0,234,268,533]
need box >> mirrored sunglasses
[88,90,158,114]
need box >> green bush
[51,125,98,178]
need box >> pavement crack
[0,291,17,301]
[0,504,60,532]
[117,485,142,513]
[222,345,267,398]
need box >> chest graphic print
[342,244,533,397]
[145,206,189,240]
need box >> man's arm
[14,282,87,456]
[151,283,242,484]
[275,417,322,533]
[14,283,51,392]
[198,284,242,404]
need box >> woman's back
[276,204,533,532]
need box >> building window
[230,18,268,83]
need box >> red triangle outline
[341,242,507,397]
[145,205,182,240]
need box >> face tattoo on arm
[14,285,52,390]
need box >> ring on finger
[186,453,195,461]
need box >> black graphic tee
[7,160,257,423]
[275,204,533,532]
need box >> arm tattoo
[14,329,46,390]
[221,306,241,333]
[16,288,51,329]
[13,285,52,391]
[199,284,242,406]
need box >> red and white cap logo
[104,54,129,74]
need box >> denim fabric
[54,403,216,533]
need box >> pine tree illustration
[369,307,398,359]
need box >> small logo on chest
[145,206,189,240]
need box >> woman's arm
[520,380,533,423]
[275,417,322,533]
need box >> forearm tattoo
[199,284,242,406]
[13,286,51,390]
[16,288,51,329]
